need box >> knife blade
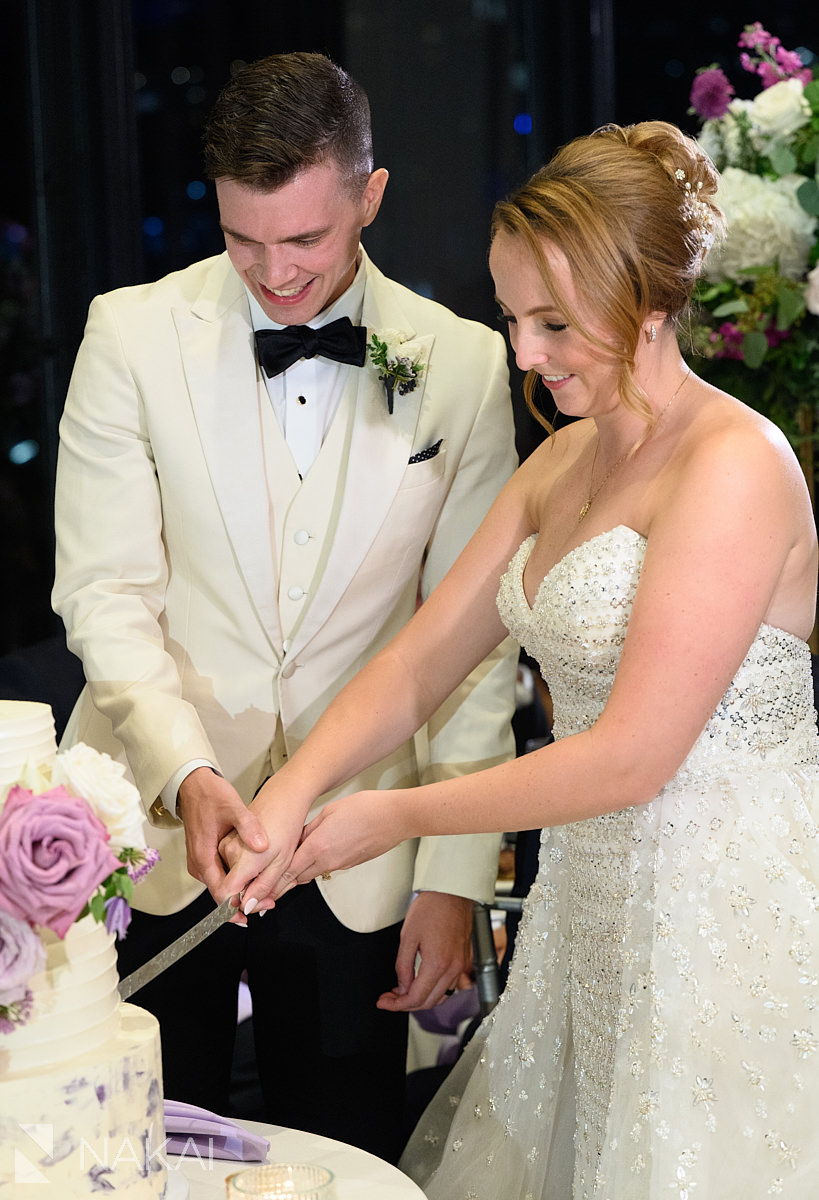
[118,897,237,1000]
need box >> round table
[169,1120,426,1199]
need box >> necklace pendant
[578,501,591,523]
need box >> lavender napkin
[163,1099,270,1161]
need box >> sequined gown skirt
[400,527,819,1199]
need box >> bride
[221,121,819,1197]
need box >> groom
[52,52,517,1160]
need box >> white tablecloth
[168,1119,426,1199]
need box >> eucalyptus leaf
[742,330,769,369]
[712,299,749,318]
[696,282,732,303]
[797,178,819,217]
[767,144,797,176]
[776,286,806,330]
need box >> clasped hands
[176,766,405,922]
[176,768,468,1010]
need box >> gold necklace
[578,368,690,524]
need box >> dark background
[1,0,817,659]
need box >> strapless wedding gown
[400,526,819,1199]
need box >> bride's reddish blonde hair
[491,120,724,429]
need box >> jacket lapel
[173,257,283,655]
[287,256,434,656]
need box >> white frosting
[0,699,57,792]
[0,1005,167,1195]
[1,915,121,1074]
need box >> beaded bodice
[497,525,819,772]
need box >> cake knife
[118,897,237,1000]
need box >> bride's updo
[492,120,724,424]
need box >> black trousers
[117,883,408,1162]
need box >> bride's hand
[217,780,310,913]
[266,790,410,901]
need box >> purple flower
[0,989,34,1033]
[0,909,45,1005]
[124,846,160,885]
[0,786,120,938]
[104,896,132,941]
[690,67,735,119]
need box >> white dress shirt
[248,262,366,478]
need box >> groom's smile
[216,161,388,325]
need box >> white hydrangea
[703,167,817,283]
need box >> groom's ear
[360,168,389,228]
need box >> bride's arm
[218,469,536,897]
[262,415,815,892]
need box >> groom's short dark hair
[203,52,373,194]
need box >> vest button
[293,529,310,546]
[281,662,297,680]
[287,585,304,601]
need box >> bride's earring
[645,324,657,344]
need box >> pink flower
[737,25,810,87]
[0,909,45,1006]
[714,322,745,360]
[0,787,120,938]
[765,326,791,349]
[738,23,777,52]
[757,62,782,89]
[690,68,735,119]
[775,46,805,76]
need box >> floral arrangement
[0,744,157,1032]
[367,330,427,414]
[687,22,819,489]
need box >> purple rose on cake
[0,786,120,938]
[0,909,45,1006]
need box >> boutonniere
[367,330,427,414]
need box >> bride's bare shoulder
[680,377,801,469]
[665,377,812,531]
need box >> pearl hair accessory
[675,167,716,253]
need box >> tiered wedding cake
[0,701,167,1196]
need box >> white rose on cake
[52,743,147,849]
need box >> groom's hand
[380,891,473,1011]
[177,767,268,900]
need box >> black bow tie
[254,317,367,378]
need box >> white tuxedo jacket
[53,249,518,929]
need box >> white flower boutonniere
[367,329,426,414]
